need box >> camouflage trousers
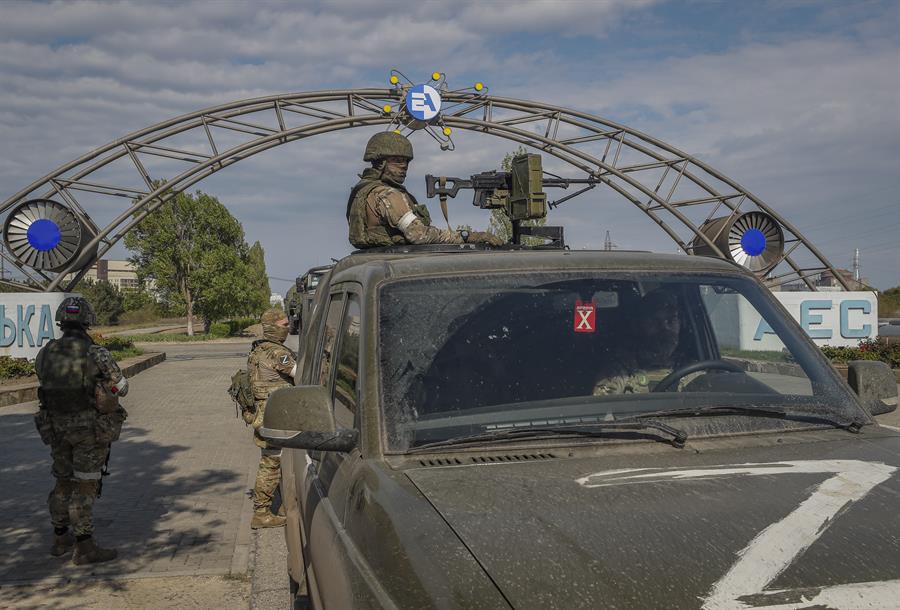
[47,413,111,537]
[253,448,282,512]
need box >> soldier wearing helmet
[245,307,297,528]
[347,132,504,248]
[33,296,128,564]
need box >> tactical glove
[466,231,506,246]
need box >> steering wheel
[653,359,744,392]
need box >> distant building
[778,268,871,292]
[66,259,150,292]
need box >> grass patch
[111,347,144,360]
[118,333,231,343]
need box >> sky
[0,0,898,292]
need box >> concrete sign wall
[746,291,878,350]
[0,292,75,359]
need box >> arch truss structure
[0,88,849,292]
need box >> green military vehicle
[261,156,899,609]
[288,265,333,336]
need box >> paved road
[0,339,296,608]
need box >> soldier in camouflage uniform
[33,296,128,564]
[593,289,687,395]
[247,308,297,528]
[347,132,504,249]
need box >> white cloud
[0,0,897,288]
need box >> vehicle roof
[298,264,334,280]
[327,246,750,287]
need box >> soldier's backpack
[228,368,256,423]
[35,336,98,412]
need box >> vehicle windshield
[307,274,321,289]
[379,272,863,452]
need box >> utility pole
[853,248,860,284]
[603,230,614,251]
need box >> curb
[726,357,900,383]
[0,352,166,409]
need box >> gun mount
[425,153,601,247]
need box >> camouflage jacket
[248,340,296,446]
[346,168,460,248]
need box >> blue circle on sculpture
[405,84,442,121]
[740,228,766,257]
[27,219,62,251]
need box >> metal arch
[0,88,850,291]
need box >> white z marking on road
[576,460,899,609]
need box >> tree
[486,147,547,245]
[124,188,263,335]
[879,286,900,317]
[75,279,125,326]
[246,241,271,315]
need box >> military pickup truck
[287,265,332,336]
[261,245,899,609]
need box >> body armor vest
[346,169,431,248]
[35,333,99,412]
[248,340,293,403]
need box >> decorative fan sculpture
[692,211,785,274]
[3,199,89,271]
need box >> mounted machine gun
[425,153,602,247]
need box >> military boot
[50,530,75,557]
[251,509,286,529]
[72,537,118,565]
[277,504,286,517]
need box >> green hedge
[821,338,900,368]
[0,356,35,379]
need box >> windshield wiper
[631,405,864,433]
[406,420,688,454]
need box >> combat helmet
[55,296,96,328]
[363,132,413,162]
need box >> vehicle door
[302,286,369,607]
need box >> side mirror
[848,361,898,416]
[258,385,358,452]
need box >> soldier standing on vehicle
[247,308,297,528]
[347,132,504,248]
[33,296,128,564]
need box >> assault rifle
[425,153,601,246]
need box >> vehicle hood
[405,430,900,609]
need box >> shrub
[0,356,35,379]
[76,280,125,325]
[119,304,161,325]
[821,338,900,368]
[91,335,136,352]
[225,317,256,336]
[208,322,231,338]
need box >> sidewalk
[0,341,261,606]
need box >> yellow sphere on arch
[432,72,441,81]
[474,82,484,91]
[382,104,392,113]
[389,75,399,85]
[442,127,452,136]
